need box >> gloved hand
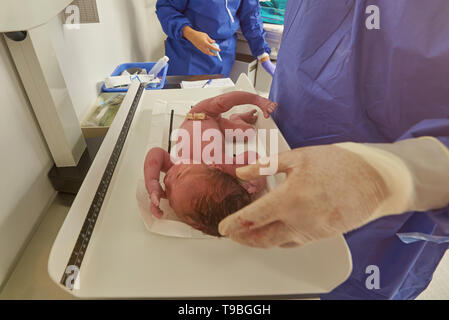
[218,138,449,248]
[261,59,276,77]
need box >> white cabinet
[229,54,258,86]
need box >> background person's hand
[182,26,220,56]
[261,59,276,77]
[218,145,403,248]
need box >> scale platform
[48,75,352,298]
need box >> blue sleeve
[237,0,271,58]
[156,0,191,40]
[438,136,449,149]
[397,118,449,149]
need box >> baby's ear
[239,178,267,194]
[239,180,258,194]
[208,163,225,171]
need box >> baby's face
[164,164,218,216]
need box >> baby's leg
[230,109,258,125]
[191,92,277,119]
[219,111,259,160]
[219,110,258,133]
[219,117,256,146]
[219,117,253,132]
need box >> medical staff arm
[238,0,271,58]
[155,0,191,40]
[219,131,449,248]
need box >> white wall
[0,37,55,287]
[0,0,165,287]
[52,0,165,119]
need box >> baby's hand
[146,179,166,218]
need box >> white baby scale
[48,75,352,298]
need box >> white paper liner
[136,98,284,239]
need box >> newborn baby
[144,91,278,236]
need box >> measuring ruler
[60,84,145,289]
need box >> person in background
[219,0,449,300]
[155,0,276,77]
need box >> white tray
[48,75,352,298]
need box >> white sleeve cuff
[335,137,449,217]
[335,142,414,218]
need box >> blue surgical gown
[156,0,271,76]
[270,0,449,300]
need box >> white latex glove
[218,137,449,248]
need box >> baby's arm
[144,147,173,218]
[191,91,277,119]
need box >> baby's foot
[257,97,278,118]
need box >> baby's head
[164,164,251,236]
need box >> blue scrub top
[156,0,271,76]
[271,0,449,299]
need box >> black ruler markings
[60,84,145,288]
